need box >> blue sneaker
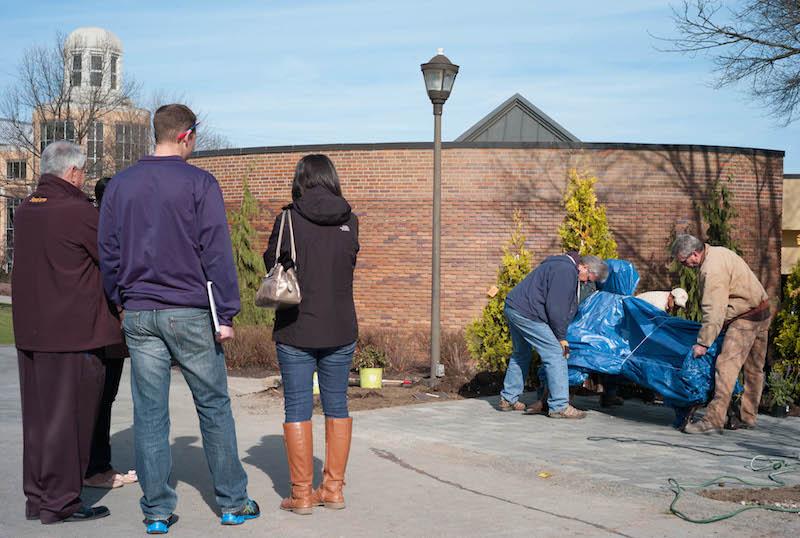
[144,514,178,534]
[220,499,260,526]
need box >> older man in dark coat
[12,141,122,524]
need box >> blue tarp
[598,258,640,295]
[565,260,725,408]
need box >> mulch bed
[699,485,800,508]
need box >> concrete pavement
[0,345,798,537]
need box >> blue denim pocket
[165,309,215,358]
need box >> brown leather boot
[280,421,314,515]
[312,417,352,510]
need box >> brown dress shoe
[548,404,587,419]
[312,417,352,510]
[280,421,314,515]
[683,418,723,434]
[498,398,525,411]
[523,400,548,415]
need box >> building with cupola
[0,27,149,270]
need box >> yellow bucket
[312,371,320,395]
[359,368,383,389]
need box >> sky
[2,0,799,169]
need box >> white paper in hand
[206,281,221,336]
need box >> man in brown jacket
[12,141,123,523]
[672,234,770,434]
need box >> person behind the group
[635,287,689,314]
[499,252,609,418]
[672,234,770,434]
[264,154,359,515]
[82,176,137,490]
[98,104,259,533]
[13,141,123,524]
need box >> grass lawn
[0,304,13,345]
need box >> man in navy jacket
[98,104,259,532]
[499,252,608,418]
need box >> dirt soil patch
[699,485,800,508]
[236,382,463,414]
[339,385,461,412]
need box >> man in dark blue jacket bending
[499,253,608,419]
[98,104,259,532]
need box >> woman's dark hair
[291,154,342,200]
[94,176,112,208]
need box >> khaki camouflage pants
[704,317,770,428]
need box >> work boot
[683,418,723,434]
[498,398,525,411]
[280,421,314,515]
[312,417,353,510]
[548,404,586,419]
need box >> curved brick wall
[189,142,783,331]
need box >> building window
[87,122,104,178]
[90,54,103,87]
[5,198,22,271]
[71,53,82,87]
[6,161,27,180]
[40,120,76,153]
[115,123,147,171]
[110,54,118,90]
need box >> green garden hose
[668,455,800,523]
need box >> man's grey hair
[40,141,86,177]
[580,255,609,282]
[671,234,704,259]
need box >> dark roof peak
[455,93,578,143]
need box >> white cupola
[64,27,124,100]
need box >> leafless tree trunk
[662,1,800,123]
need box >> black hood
[291,187,352,226]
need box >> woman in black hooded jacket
[263,154,358,515]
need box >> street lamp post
[420,49,458,388]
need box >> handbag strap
[286,210,297,262]
[273,210,297,264]
[273,211,286,264]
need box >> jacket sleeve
[77,204,100,264]
[197,175,240,326]
[544,270,578,341]
[98,182,121,306]
[697,266,730,347]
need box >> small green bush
[228,175,274,327]
[353,344,389,370]
[466,210,533,372]
[767,371,795,407]
[772,258,800,403]
[558,169,618,258]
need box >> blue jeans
[501,304,569,413]
[123,308,249,520]
[276,342,355,423]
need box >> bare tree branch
[659,0,800,123]
[0,32,141,183]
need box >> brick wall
[189,142,783,331]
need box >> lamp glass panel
[423,69,443,92]
[442,71,457,93]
